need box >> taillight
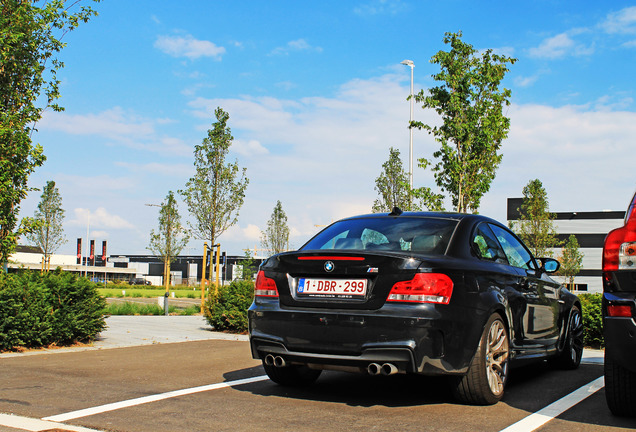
[607,304,634,318]
[255,270,278,298]
[387,273,453,304]
[604,192,636,272]
[603,226,636,271]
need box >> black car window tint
[361,229,390,249]
[319,230,350,249]
[472,223,506,262]
[489,224,536,270]
[301,217,458,253]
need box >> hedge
[204,280,254,333]
[578,293,603,348]
[0,270,107,351]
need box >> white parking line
[0,412,104,431]
[499,376,605,432]
[43,375,269,422]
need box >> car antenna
[389,206,403,216]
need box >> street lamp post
[401,59,415,194]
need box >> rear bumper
[603,292,636,373]
[248,301,484,376]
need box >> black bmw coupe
[248,210,583,405]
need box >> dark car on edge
[603,191,636,417]
[248,210,583,405]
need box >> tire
[552,305,584,370]
[263,362,322,387]
[605,354,636,417]
[452,314,510,405]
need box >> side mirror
[538,257,560,274]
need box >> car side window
[472,223,507,263]
[489,224,537,270]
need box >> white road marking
[42,375,269,422]
[499,376,605,432]
[0,412,103,431]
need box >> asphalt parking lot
[0,316,634,432]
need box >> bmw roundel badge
[324,261,335,272]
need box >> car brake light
[255,270,278,298]
[387,273,453,304]
[607,304,633,318]
[604,193,636,272]
[603,227,636,272]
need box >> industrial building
[8,246,263,286]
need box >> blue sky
[19,0,636,257]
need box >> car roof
[338,211,501,226]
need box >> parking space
[0,317,633,432]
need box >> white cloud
[514,75,539,88]
[602,6,636,34]
[40,107,154,138]
[70,207,135,229]
[39,108,191,155]
[528,33,573,59]
[233,139,269,157]
[353,0,407,16]
[155,34,226,60]
[528,30,595,59]
[270,39,323,56]
[486,103,636,219]
[114,161,192,177]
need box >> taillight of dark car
[387,273,453,304]
[603,195,636,272]
[603,226,636,272]
[606,303,635,318]
[255,270,279,298]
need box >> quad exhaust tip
[368,363,398,375]
[367,363,381,375]
[264,354,287,368]
[381,363,398,376]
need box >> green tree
[412,31,517,213]
[148,191,189,290]
[261,200,290,255]
[25,180,66,267]
[558,234,584,290]
[373,147,411,212]
[372,147,444,212]
[0,0,98,266]
[512,179,561,257]
[180,107,249,249]
[237,250,257,280]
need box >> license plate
[297,278,367,298]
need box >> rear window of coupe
[301,217,458,255]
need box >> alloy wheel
[485,319,509,396]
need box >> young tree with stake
[261,201,290,255]
[412,31,517,213]
[180,107,249,290]
[148,191,189,292]
[25,180,66,270]
[512,179,561,258]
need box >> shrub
[578,293,603,348]
[0,270,107,351]
[204,280,254,333]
